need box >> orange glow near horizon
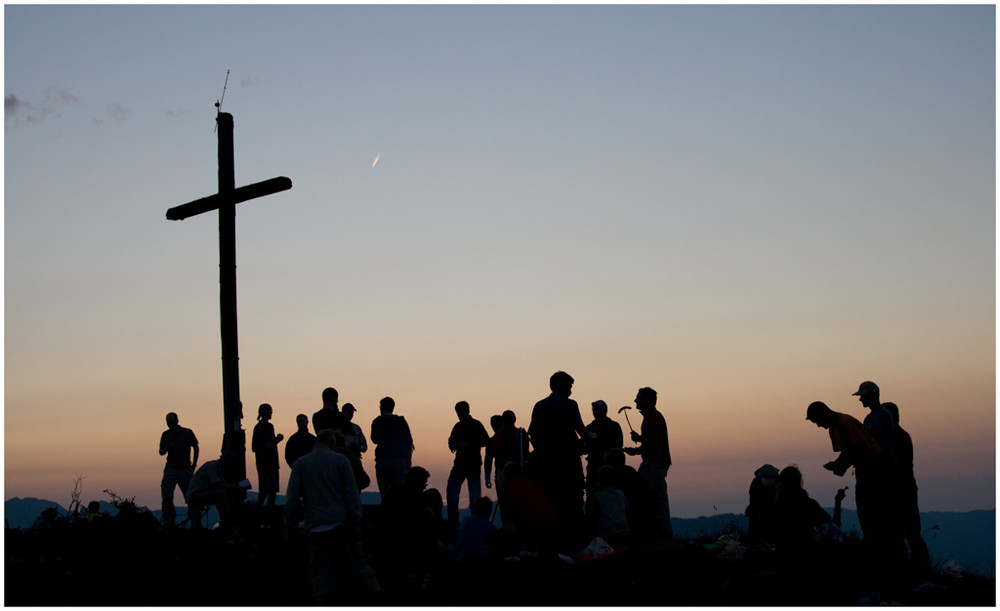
[5,366,994,517]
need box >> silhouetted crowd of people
[155,374,932,602]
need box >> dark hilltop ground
[5,503,995,607]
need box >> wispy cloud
[106,102,133,123]
[44,87,79,107]
[6,94,33,121]
[91,102,134,126]
[164,107,187,122]
[6,88,79,126]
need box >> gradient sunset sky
[5,5,995,518]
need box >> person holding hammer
[623,387,673,540]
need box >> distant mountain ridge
[5,496,993,576]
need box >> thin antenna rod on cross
[214,70,231,133]
[216,69,230,113]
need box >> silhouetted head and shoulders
[853,380,895,455]
[628,387,670,465]
[312,387,347,437]
[371,397,413,458]
[449,401,489,456]
[159,412,199,467]
[528,371,585,453]
[585,400,624,458]
[285,413,316,468]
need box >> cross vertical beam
[217,112,242,476]
[166,111,292,480]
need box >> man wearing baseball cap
[851,381,907,582]
[853,381,895,456]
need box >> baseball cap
[852,381,879,396]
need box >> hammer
[618,405,635,434]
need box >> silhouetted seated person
[186,450,246,538]
[723,466,848,605]
[33,507,62,529]
[422,487,454,545]
[745,464,779,543]
[497,461,562,554]
[81,501,106,525]
[449,497,498,564]
[603,448,656,542]
[773,465,844,559]
[585,465,630,548]
[376,466,445,586]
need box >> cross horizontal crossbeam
[165,176,292,221]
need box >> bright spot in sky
[371,153,380,167]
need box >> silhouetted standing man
[884,402,932,575]
[252,403,284,506]
[159,412,199,527]
[527,371,588,532]
[446,401,490,529]
[584,400,624,495]
[370,397,414,495]
[852,381,906,570]
[623,387,672,539]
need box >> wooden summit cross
[166,111,291,479]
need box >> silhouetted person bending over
[187,450,245,538]
[623,387,672,539]
[159,412,199,527]
[446,401,490,530]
